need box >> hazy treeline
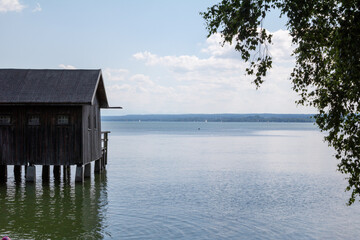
[102,114,315,122]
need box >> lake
[1,121,360,239]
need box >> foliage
[202,0,360,204]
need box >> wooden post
[101,131,110,166]
[63,165,70,182]
[104,131,109,165]
[94,158,101,173]
[42,165,50,182]
[26,165,36,182]
[53,165,61,181]
[75,165,84,182]
[101,157,106,171]
[14,165,22,182]
[0,165,7,182]
[84,163,91,178]
[62,165,67,180]
[66,165,71,179]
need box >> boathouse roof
[0,69,109,108]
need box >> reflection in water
[0,172,108,239]
[2,122,360,239]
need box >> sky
[0,0,316,115]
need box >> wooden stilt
[63,165,70,181]
[53,165,61,181]
[94,159,101,173]
[103,131,109,165]
[42,165,50,181]
[101,157,106,171]
[84,163,91,178]
[75,165,84,182]
[26,165,36,182]
[14,165,21,182]
[0,165,7,182]
[66,165,71,180]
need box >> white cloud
[130,74,154,86]
[105,73,177,112]
[201,33,238,58]
[200,30,296,63]
[103,68,128,82]
[0,0,25,12]
[268,29,296,63]
[134,51,243,72]
[32,2,41,12]
[104,29,314,114]
[59,64,76,69]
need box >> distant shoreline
[102,114,316,123]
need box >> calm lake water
[1,121,360,239]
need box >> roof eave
[91,70,109,108]
[0,102,90,106]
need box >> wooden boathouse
[0,69,118,182]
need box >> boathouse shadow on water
[0,172,108,239]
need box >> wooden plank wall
[0,106,83,165]
[82,95,102,164]
[82,105,91,165]
[93,95,102,160]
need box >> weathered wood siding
[0,108,24,165]
[82,105,91,165]
[0,106,82,165]
[82,94,102,164]
[93,95,102,161]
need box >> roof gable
[0,69,109,107]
